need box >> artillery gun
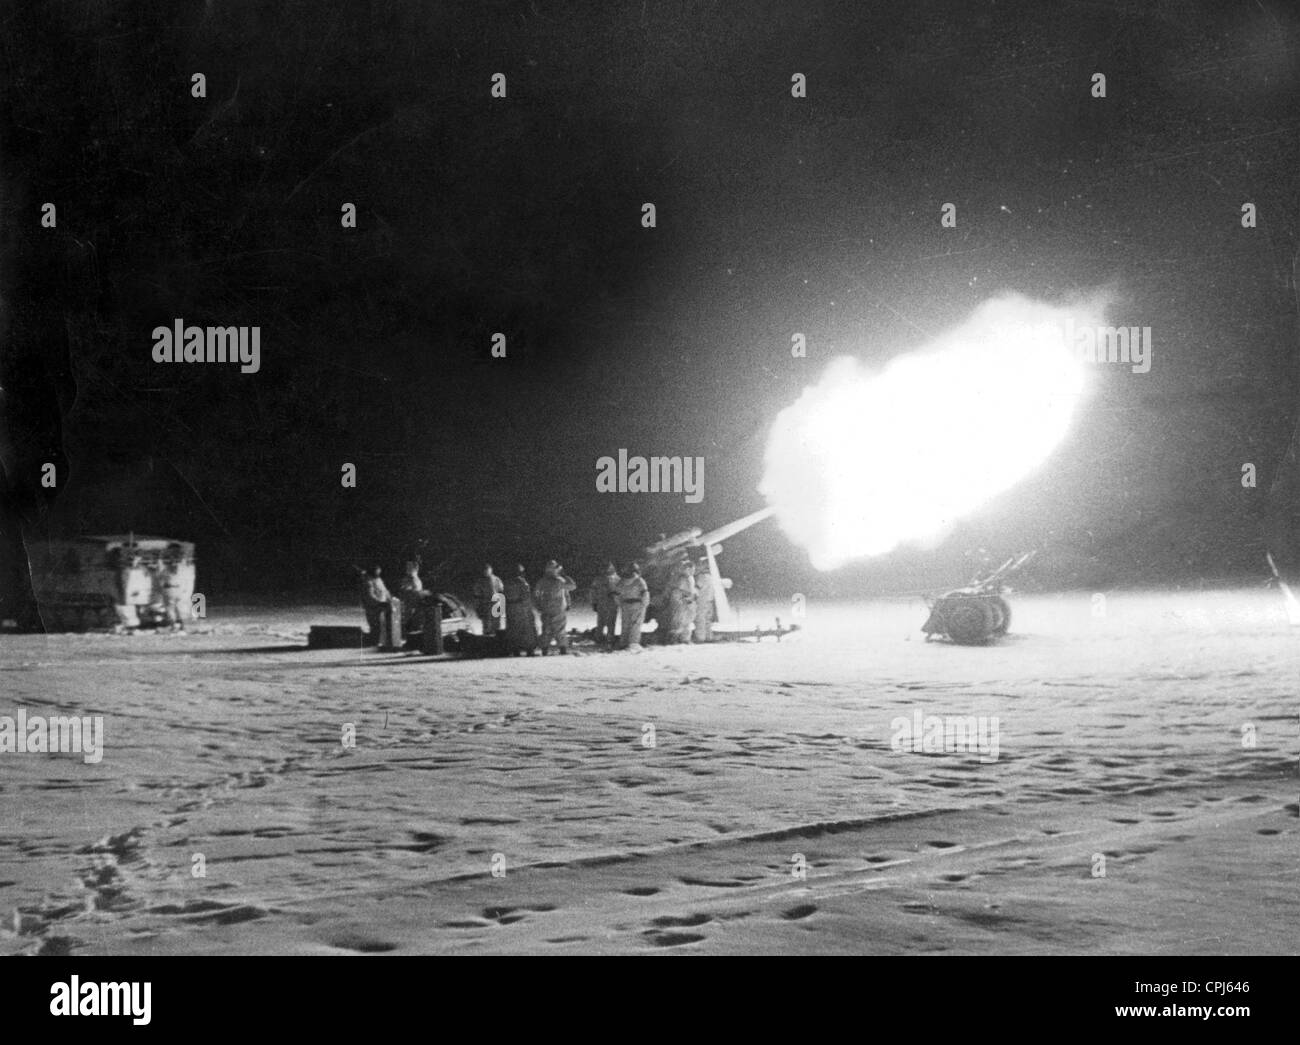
[641,506,796,640]
[921,551,1034,645]
[397,591,473,650]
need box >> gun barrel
[695,506,776,548]
[645,528,703,556]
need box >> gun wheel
[945,598,995,645]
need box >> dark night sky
[3,0,1300,603]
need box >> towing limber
[922,551,1034,645]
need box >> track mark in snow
[650,913,711,928]
[643,930,706,947]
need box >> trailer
[921,551,1033,645]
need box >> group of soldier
[469,561,579,655]
[472,557,716,655]
[359,555,717,655]
[110,544,188,633]
[357,560,433,644]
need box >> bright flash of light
[760,293,1108,570]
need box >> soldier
[111,548,145,634]
[359,565,393,646]
[658,560,686,644]
[533,560,577,655]
[504,564,539,656]
[693,558,716,643]
[158,543,187,632]
[591,562,620,648]
[398,558,432,634]
[473,563,504,636]
[618,562,650,652]
[667,559,697,644]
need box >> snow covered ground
[1,588,1296,955]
